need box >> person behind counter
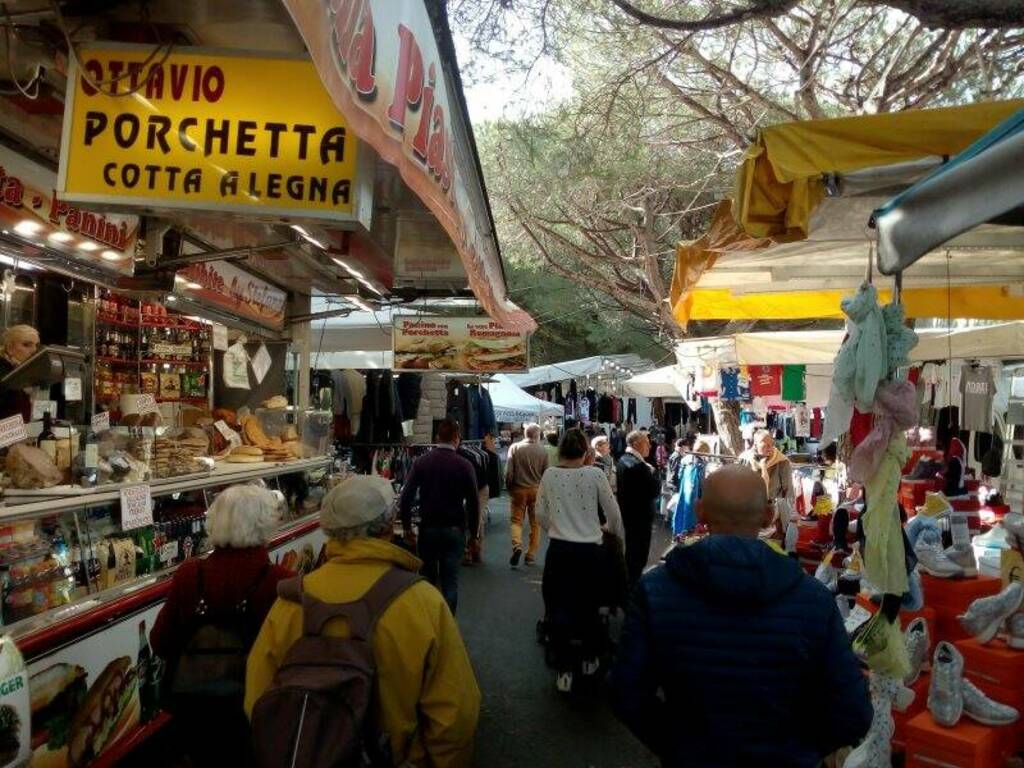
[151,484,291,768]
[0,324,39,420]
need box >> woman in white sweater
[536,429,624,693]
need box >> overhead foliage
[457,0,1024,352]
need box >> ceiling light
[48,231,74,243]
[174,274,186,283]
[100,250,122,261]
[14,220,42,236]
[186,281,202,290]
[78,241,99,252]
[165,294,177,302]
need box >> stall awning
[623,365,688,398]
[875,108,1024,274]
[504,355,655,388]
[488,375,565,423]
[282,0,535,332]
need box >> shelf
[141,317,205,331]
[96,355,138,366]
[142,358,208,368]
[155,396,209,403]
[96,314,139,329]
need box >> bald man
[609,465,871,767]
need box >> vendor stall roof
[488,375,565,423]
[623,365,688,398]
[504,355,656,388]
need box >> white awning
[488,375,564,423]
[624,365,688,398]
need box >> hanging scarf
[849,380,918,483]
[882,301,918,376]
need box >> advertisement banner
[0,148,136,275]
[58,45,360,222]
[393,317,529,373]
[282,0,535,333]
[175,260,287,330]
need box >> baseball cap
[321,475,396,532]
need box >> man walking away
[616,430,661,585]
[400,419,479,613]
[247,475,480,767]
[506,423,550,568]
[609,466,871,767]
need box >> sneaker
[962,678,1020,726]
[525,556,536,567]
[1007,612,1024,649]
[835,594,852,620]
[1004,512,1024,551]
[928,641,965,727]
[815,560,838,592]
[904,618,930,687]
[944,546,978,578]
[845,604,874,636]
[918,491,953,519]
[582,658,601,676]
[915,538,965,579]
[958,582,1024,644]
[556,671,573,693]
[510,548,522,568]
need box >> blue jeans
[418,526,465,614]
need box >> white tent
[488,375,564,423]
[504,354,653,387]
[623,365,688,398]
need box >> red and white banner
[282,0,535,333]
[175,259,287,330]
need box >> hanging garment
[479,387,497,437]
[849,380,917,483]
[466,385,482,439]
[587,389,599,420]
[578,393,591,423]
[598,394,615,423]
[931,362,962,411]
[810,408,823,439]
[652,398,666,425]
[882,302,918,376]
[793,404,811,438]
[936,406,960,452]
[849,408,874,450]
[396,373,422,421]
[781,365,806,402]
[749,366,782,397]
[342,370,367,435]
[862,433,911,597]
[720,368,741,400]
[446,381,470,434]
[960,364,996,433]
[674,456,706,537]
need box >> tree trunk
[710,399,744,457]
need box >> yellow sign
[58,45,359,220]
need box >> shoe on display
[904,617,931,687]
[510,548,523,568]
[845,604,874,637]
[914,539,965,579]
[902,570,924,612]
[581,658,600,676]
[962,678,1020,726]
[1004,512,1024,551]
[928,642,965,728]
[958,582,1024,644]
[815,560,838,592]
[836,595,852,620]
[1006,612,1024,650]
[918,491,953,519]
[556,671,573,693]
[843,674,897,768]
[944,546,978,578]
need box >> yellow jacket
[245,537,480,767]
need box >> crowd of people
[146,417,871,767]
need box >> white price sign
[64,377,83,401]
[0,415,28,448]
[91,411,111,432]
[214,420,242,448]
[137,394,158,414]
[120,484,154,531]
[251,343,272,385]
[31,400,57,421]
[212,323,228,351]
[160,540,179,564]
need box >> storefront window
[66,287,89,348]
[5,273,37,327]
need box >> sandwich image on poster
[29,657,139,768]
[393,318,529,373]
[0,637,31,768]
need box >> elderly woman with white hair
[151,483,290,768]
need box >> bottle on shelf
[80,428,98,488]
[38,412,57,463]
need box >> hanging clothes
[960,363,996,433]
[793,404,811,438]
[719,368,741,400]
[749,366,782,397]
[598,394,615,423]
[466,385,482,439]
[673,455,706,537]
[478,386,497,436]
[356,370,404,444]
[396,373,422,420]
[446,381,470,434]
[781,365,806,402]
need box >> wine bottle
[38,412,57,463]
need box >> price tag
[0,415,28,448]
[214,420,242,448]
[64,378,83,402]
[31,400,57,421]
[120,484,153,531]
[159,540,179,564]
[90,411,110,432]
[212,323,228,351]
[251,343,271,385]
[137,394,158,415]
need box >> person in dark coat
[616,430,661,585]
[609,465,872,767]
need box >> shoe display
[843,673,897,768]
[904,618,930,687]
[510,548,523,568]
[944,546,978,578]
[836,595,852,620]
[581,658,600,676]
[958,582,1024,644]
[914,539,965,579]
[845,604,874,637]
[928,642,965,727]
[962,678,1020,726]
[918,491,953,519]
[1007,612,1024,650]
[556,671,573,693]
[1004,512,1024,551]
[815,560,838,592]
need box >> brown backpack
[251,568,421,768]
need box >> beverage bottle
[137,620,155,722]
[81,428,98,488]
[38,412,57,463]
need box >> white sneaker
[904,618,930,687]
[582,658,601,676]
[958,582,1024,644]
[915,539,965,579]
[845,604,874,636]
[944,546,978,578]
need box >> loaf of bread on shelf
[5,444,64,489]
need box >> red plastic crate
[956,638,1024,691]
[921,574,1002,617]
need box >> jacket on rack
[466,385,482,440]
[446,382,470,437]
[356,370,404,444]
[484,446,501,499]
[609,536,871,767]
[396,373,422,421]
[478,387,497,437]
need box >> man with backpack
[246,474,480,767]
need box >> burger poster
[393,318,529,373]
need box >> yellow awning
[735,99,1024,240]
[677,285,1024,325]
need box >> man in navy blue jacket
[609,465,871,766]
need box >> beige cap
[320,475,396,531]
